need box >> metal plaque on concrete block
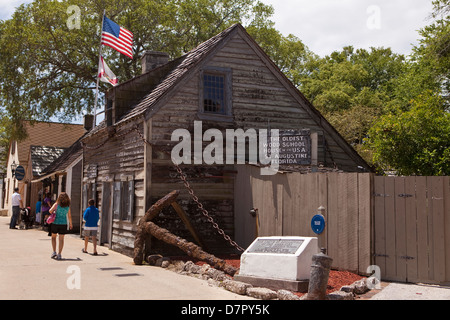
[239,236,319,282]
[247,238,304,254]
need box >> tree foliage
[299,46,405,154]
[0,0,280,137]
[367,92,450,175]
[296,0,450,175]
[365,0,450,175]
[0,0,293,173]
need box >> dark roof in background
[30,146,66,177]
[38,134,86,177]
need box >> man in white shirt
[10,187,24,229]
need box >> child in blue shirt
[82,199,100,255]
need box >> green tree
[0,0,275,138]
[367,92,450,175]
[1,0,291,174]
[299,46,405,154]
[365,0,450,175]
[386,4,449,113]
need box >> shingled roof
[37,134,85,178]
[15,121,85,165]
[30,146,67,177]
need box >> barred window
[203,74,225,114]
[199,67,232,122]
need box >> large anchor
[133,190,238,276]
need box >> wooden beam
[171,201,205,248]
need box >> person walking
[41,193,52,234]
[82,199,100,255]
[35,196,42,226]
[9,187,24,229]
[49,193,73,260]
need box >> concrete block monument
[234,236,319,291]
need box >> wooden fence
[373,176,450,285]
[235,166,450,284]
[234,165,372,275]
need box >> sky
[262,0,433,57]
[1,0,434,57]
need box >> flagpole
[93,9,106,128]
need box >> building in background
[1,121,85,217]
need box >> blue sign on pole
[311,214,325,235]
[15,165,25,181]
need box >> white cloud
[262,0,433,57]
[0,0,31,20]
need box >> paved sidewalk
[0,217,253,300]
[370,282,450,300]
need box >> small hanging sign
[15,165,25,181]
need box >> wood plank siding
[82,121,145,256]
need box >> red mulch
[325,270,364,294]
[172,255,365,297]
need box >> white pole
[93,10,106,128]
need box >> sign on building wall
[86,164,97,178]
[15,165,25,181]
[266,129,311,165]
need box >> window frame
[112,178,135,222]
[198,66,233,122]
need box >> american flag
[101,16,133,59]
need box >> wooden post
[305,249,333,300]
[317,205,326,250]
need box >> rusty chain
[133,125,245,252]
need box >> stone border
[149,256,373,300]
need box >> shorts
[84,229,98,237]
[51,224,69,235]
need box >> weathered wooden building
[81,24,371,257]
